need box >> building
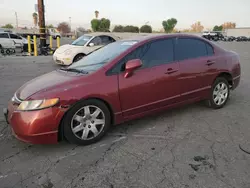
[226,27,250,37]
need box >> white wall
[226,28,250,37]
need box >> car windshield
[68,40,138,73]
[71,35,92,46]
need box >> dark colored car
[236,36,248,42]
[227,36,236,41]
[222,36,235,42]
[4,34,241,145]
[202,31,224,41]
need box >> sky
[0,0,249,30]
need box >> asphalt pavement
[0,42,250,188]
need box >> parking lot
[0,41,250,188]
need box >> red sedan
[4,34,241,145]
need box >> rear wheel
[207,77,230,109]
[63,99,111,145]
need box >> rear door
[117,38,181,117]
[175,37,214,100]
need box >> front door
[10,33,23,48]
[118,38,181,118]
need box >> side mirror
[89,43,94,47]
[124,59,142,78]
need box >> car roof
[83,32,120,38]
[120,33,203,42]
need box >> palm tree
[32,12,38,28]
[94,10,99,19]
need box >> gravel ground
[0,42,250,188]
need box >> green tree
[46,24,54,28]
[32,13,38,27]
[140,25,152,33]
[113,25,124,32]
[91,18,111,32]
[213,25,223,31]
[162,18,177,33]
[2,24,14,29]
[91,19,100,32]
[99,18,110,32]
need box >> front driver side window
[90,36,102,46]
[119,39,174,71]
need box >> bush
[112,25,139,33]
[140,25,152,33]
[123,25,139,33]
[112,25,124,32]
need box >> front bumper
[4,102,65,144]
[53,53,72,65]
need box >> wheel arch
[215,72,233,87]
[57,97,114,142]
[73,53,86,62]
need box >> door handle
[206,60,215,66]
[165,68,178,74]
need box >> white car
[0,32,27,49]
[53,33,119,65]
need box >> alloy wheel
[70,105,105,140]
[213,82,229,106]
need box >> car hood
[55,44,84,54]
[16,70,83,100]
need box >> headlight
[64,50,72,55]
[17,98,59,111]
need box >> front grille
[11,93,23,104]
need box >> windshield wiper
[60,68,88,74]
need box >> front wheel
[63,99,111,145]
[207,77,230,109]
[73,54,85,63]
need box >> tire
[207,77,230,109]
[63,99,111,145]
[73,54,85,63]
[6,49,10,55]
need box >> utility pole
[38,0,46,47]
[15,12,18,29]
[69,17,71,32]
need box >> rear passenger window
[206,44,214,56]
[175,38,207,61]
[0,33,9,38]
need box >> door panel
[10,34,23,48]
[202,44,220,88]
[178,57,212,99]
[175,37,214,100]
[118,63,180,117]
